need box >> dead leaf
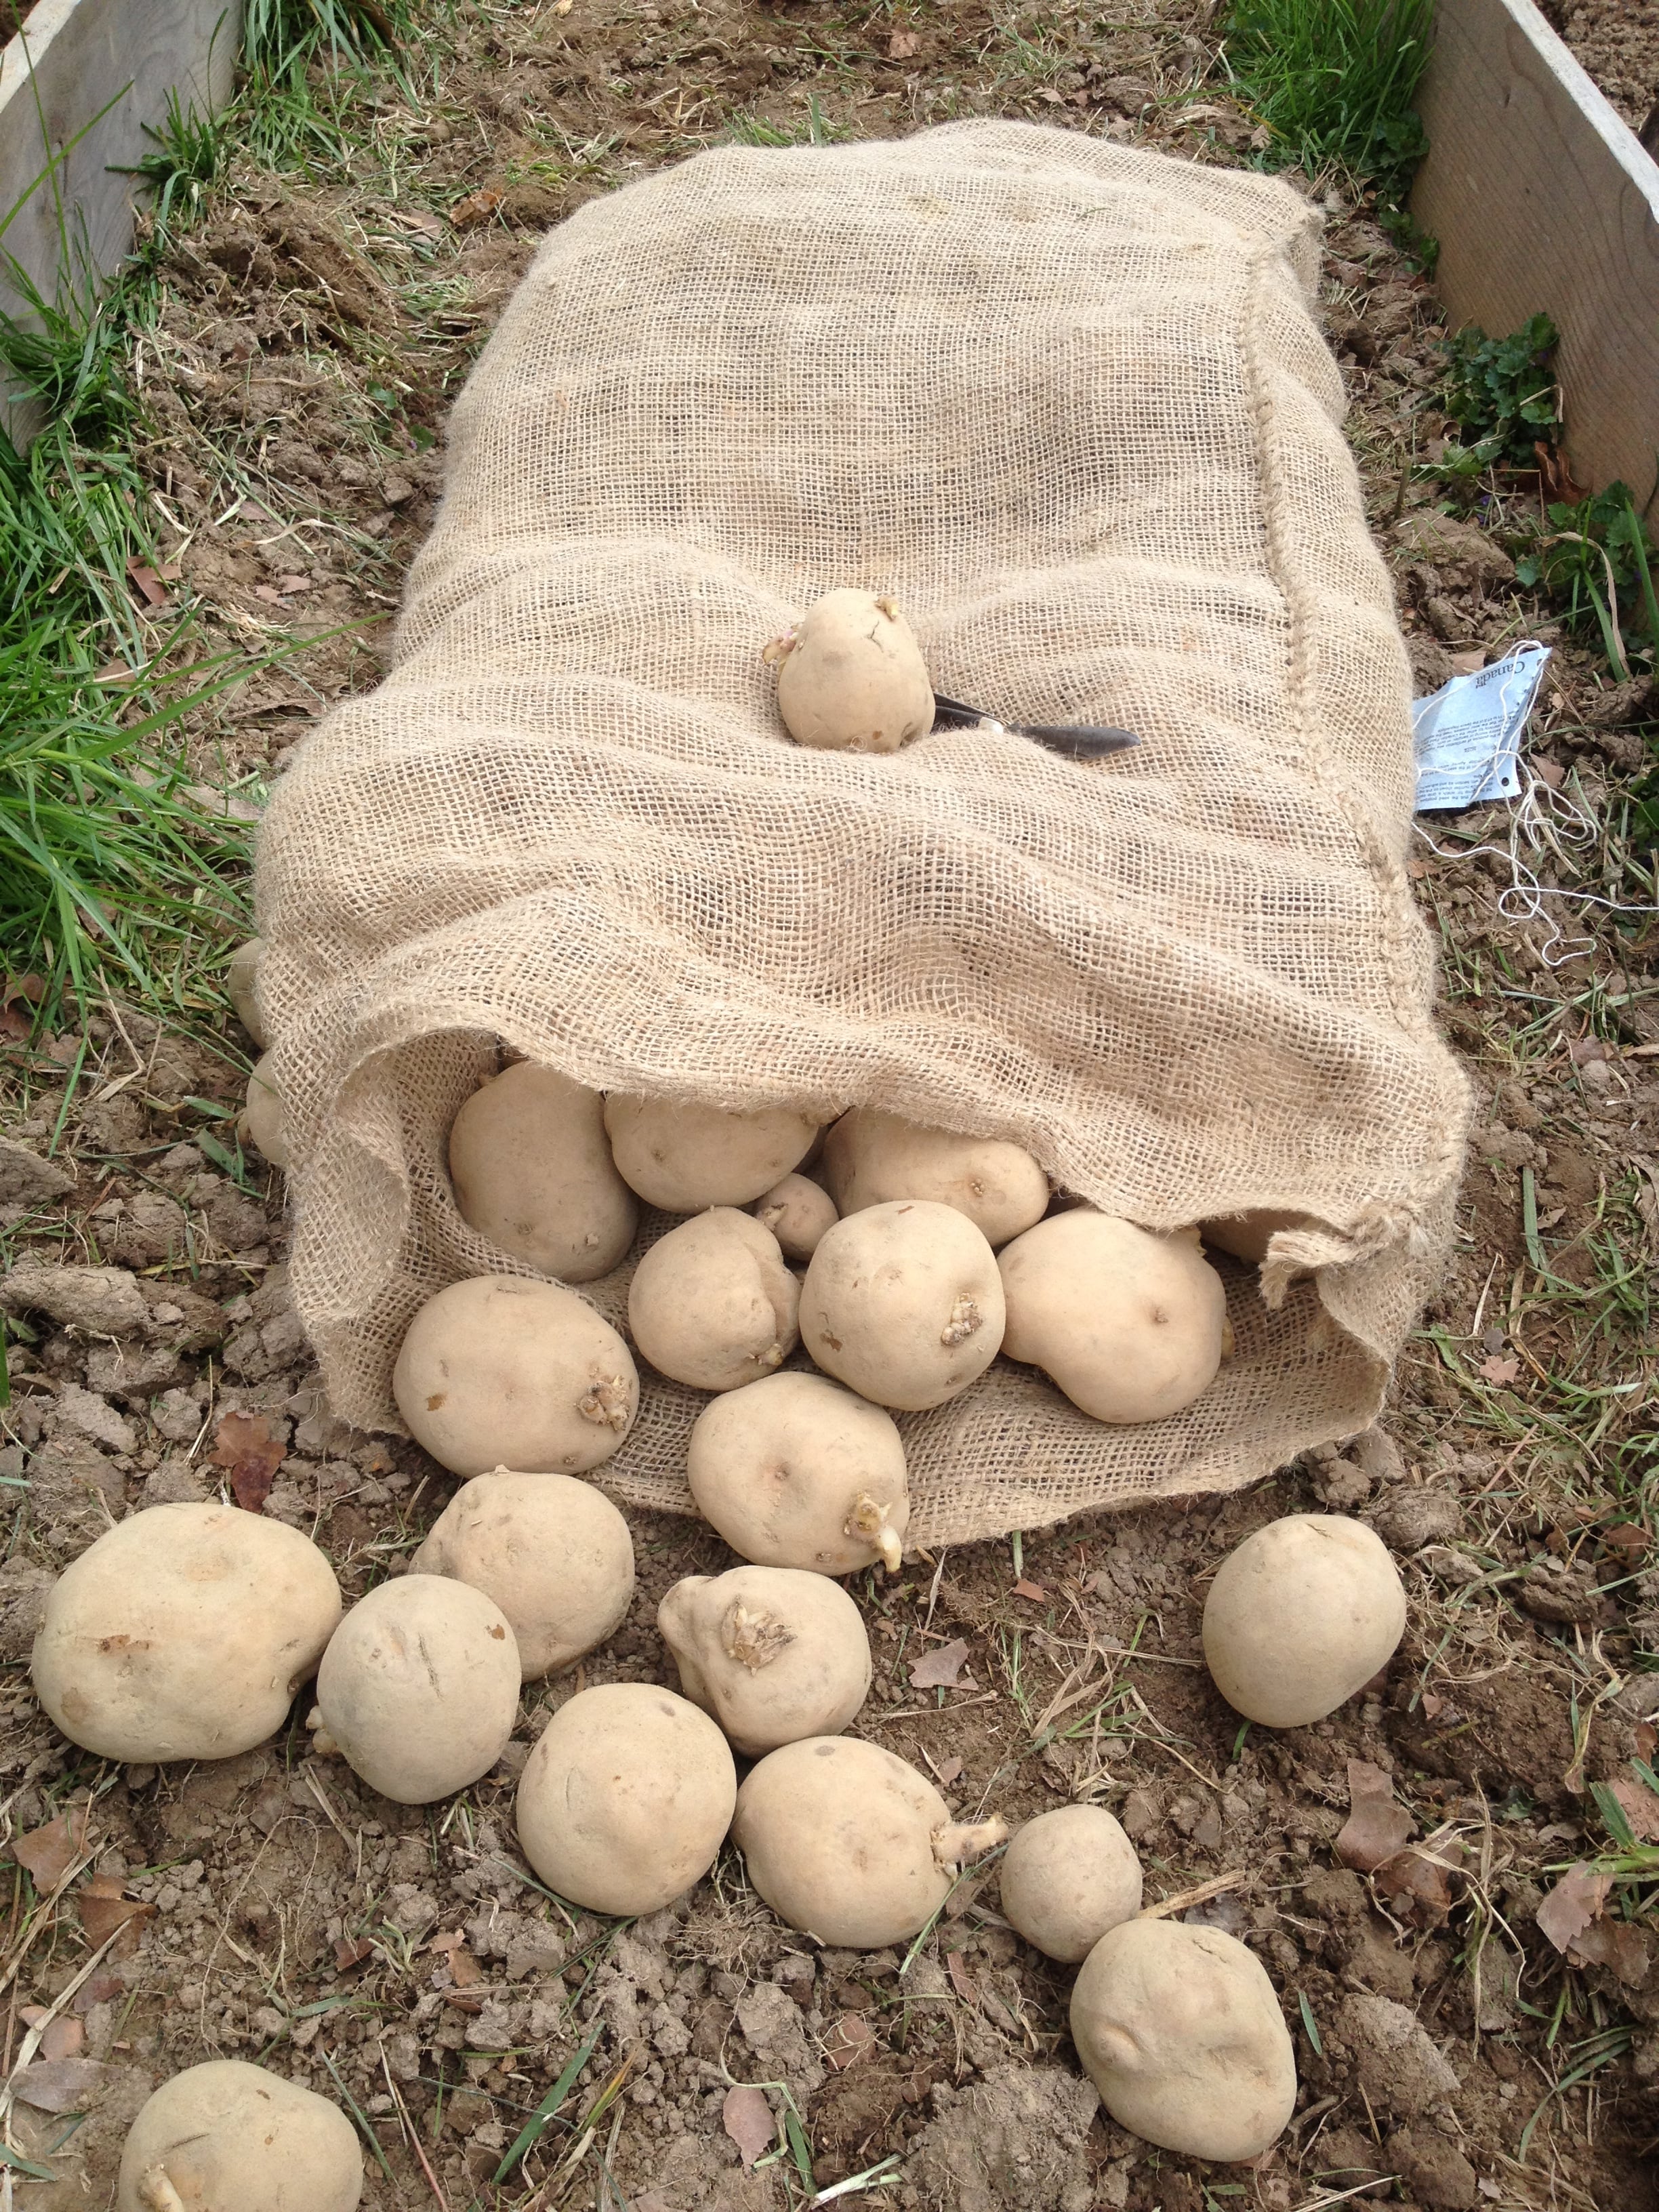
[1536,1862,1612,1954]
[1335,1760,1415,1873]
[77,1876,153,1950]
[1477,1355,1520,1385]
[722,2083,775,2169]
[887,29,919,58]
[450,1945,484,1988]
[1568,1915,1652,1986]
[12,1811,89,1890]
[1610,1777,1659,1843]
[825,2012,876,2070]
[125,556,169,609]
[1011,1578,1047,1602]
[1374,1836,1462,1928]
[910,1637,972,1690]
[334,1937,374,1971]
[1449,649,1487,676]
[72,1975,123,2015]
[926,1753,964,1788]
[451,187,505,230]
[39,2015,85,2062]
[211,1409,286,1513]
[944,1952,977,2003]
[12,2057,106,2112]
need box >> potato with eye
[998,1210,1225,1423]
[241,1051,289,1168]
[516,1682,736,1915]
[801,1199,1004,1410]
[117,2060,362,2212]
[310,1575,520,1804]
[687,1370,909,1574]
[658,1565,872,1755]
[449,1061,637,1282]
[733,1737,1004,1947]
[393,1275,637,1476]
[766,589,935,756]
[411,1469,634,1681]
[753,1172,838,1261]
[226,937,267,1048]
[1070,1919,1296,2161]
[33,1503,342,1765]
[628,1208,800,1391]
[821,1109,1050,1248]
[1202,1514,1406,1727]
[604,1094,820,1212]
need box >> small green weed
[1216,0,1435,201]
[1437,312,1562,476]
[1514,483,1659,678]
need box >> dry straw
[258,121,1469,1544]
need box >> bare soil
[3,7,1658,2210]
[1544,0,1659,136]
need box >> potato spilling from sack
[628,1207,800,1391]
[1200,1208,1317,1265]
[734,1736,1004,1947]
[769,588,935,755]
[754,1171,838,1261]
[1070,1919,1297,2162]
[998,1210,1225,1422]
[604,1094,820,1212]
[393,1275,637,1475]
[821,1108,1049,1248]
[516,1682,736,1915]
[802,1198,1004,1410]
[658,1564,872,1755]
[226,935,267,1048]
[241,1051,289,1168]
[411,1469,634,1680]
[1000,1805,1143,1963]
[687,1370,909,1573]
[312,1575,520,1803]
[117,2059,362,2212]
[449,1061,638,1282]
[33,1503,341,1764]
[1202,1513,1406,1727]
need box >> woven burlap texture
[256,120,1469,1547]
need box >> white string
[1412,642,1659,968]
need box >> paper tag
[1411,643,1551,812]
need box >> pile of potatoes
[155,594,1404,2179]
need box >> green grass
[1217,0,1435,200]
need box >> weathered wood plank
[1413,0,1659,519]
[1,0,243,431]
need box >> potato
[411,1469,634,1680]
[821,1109,1049,1247]
[733,1737,1004,1946]
[226,936,267,1048]
[516,1682,735,1914]
[604,1094,821,1212]
[800,1199,1004,1410]
[998,1211,1224,1422]
[311,1574,520,1803]
[687,1370,909,1574]
[659,1565,872,1755]
[1200,1208,1317,1265]
[1202,1513,1406,1727]
[628,1208,800,1391]
[242,1051,289,1169]
[754,1172,838,1261]
[449,1062,637,1282]
[1070,1919,1296,2161]
[117,2060,361,2212]
[769,588,935,755]
[393,1275,638,1475]
[999,1805,1143,1963]
[33,1503,340,1763]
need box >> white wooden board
[0,0,243,435]
[1413,0,1659,518]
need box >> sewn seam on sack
[1239,235,1469,1241]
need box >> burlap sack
[257,120,1469,1547]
